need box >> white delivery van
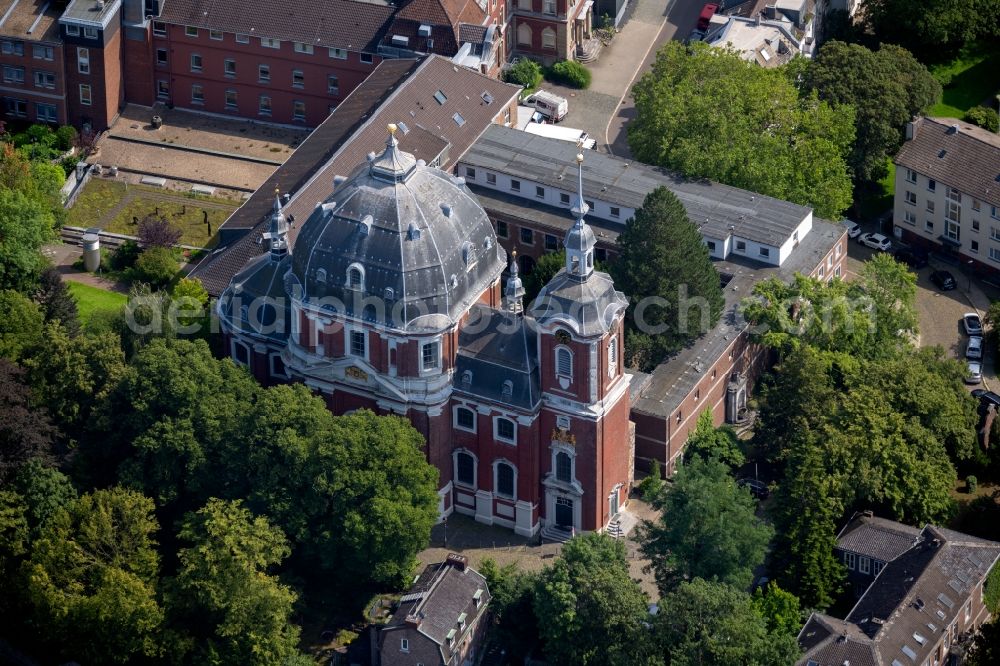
[524,90,569,122]
[523,122,596,149]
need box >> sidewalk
[538,0,672,152]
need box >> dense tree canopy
[0,145,59,291]
[611,187,725,370]
[742,253,918,360]
[629,42,854,219]
[33,267,80,336]
[22,488,164,664]
[805,41,940,183]
[0,289,45,362]
[640,457,772,593]
[863,0,1000,59]
[534,534,656,666]
[0,360,58,481]
[683,409,744,469]
[653,578,801,665]
[164,498,309,665]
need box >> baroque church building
[217,126,632,538]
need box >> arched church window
[456,451,476,487]
[555,451,572,483]
[495,461,516,498]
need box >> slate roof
[455,305,540,410]
[532,268,627,338]
[192,56,519,296]
[895,117,1000,208]
[836,512,922,563]
[286,137,505,332]
[158,0,394,52]
[458,23,488,43]
[385,556,491,664]
[462,126,811,247]
[798,523,1000,666]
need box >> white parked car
[843,220,861,239]
[967,336,983,360]
[964,312,984,336]
[967,361,983,385]
[859,233,891,251]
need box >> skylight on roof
[901,645,917,660]
[453,112,466,127]
[481,91,494,104]
[913,632,925,645]
[937,593,954,609]
[397,121,410,135]
[434,90,447,105]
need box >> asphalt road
[605,0,705,158]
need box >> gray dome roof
[289,132,504,332]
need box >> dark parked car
[738,478,770,500]
[978,391,1000,407]
[930,270,957,290]
[894,247,929,269]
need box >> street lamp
[967,259,974,292]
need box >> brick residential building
[0,0,67,125]
[798,518,1000,666]
[374,554,491,666]
[892,117,1000,278]
[510,0,596,64]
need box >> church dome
[289,127,505,332]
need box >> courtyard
[65,178,239,249]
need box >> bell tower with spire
[530,149,633,539]
[503,249,525,314]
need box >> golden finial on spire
[511,249,517,259]
[388,123,398,136]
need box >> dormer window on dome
[347,265,364,290]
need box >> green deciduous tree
[863,0,1000,59]
[480,558,540,661]
[132,246,180,289]
[164,498,309,666]
[751,581,803,639]
[534,534,657,666]
[966,617,1000,666]
[0,188,56,292]
[611,186,725,370]
[524,250,565,305]
[0,289,44,362]
[26,324,127,443]
[653,578,800,665]
[628,42,854,219]
[11,459,77,537]
[95,338,257,504]
[308,410,439,589]
[640,457,772,594]
[805,41,940,183]
[742,254,917,361]
[23,487,163,664]
[683,408,744,469]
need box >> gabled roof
[836,512,922,563]
[158,0,394,52]
[192,55,520,296]
[798,522,1000,666]
[895,117,1000,208]
[384,556,491,663]
[395,0,486,28]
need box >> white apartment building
[893,117,1000,273]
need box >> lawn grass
[66,179,238,248]
[928,41,1000,118]
[68,281,128,326]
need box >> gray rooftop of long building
[462,125,811,247]
[836,513,922,563]
[632,216,844,418]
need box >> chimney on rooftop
[905,118,918,141]
[948,124,960,135]
[446,553,468,571]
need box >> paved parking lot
[844,238,998,390]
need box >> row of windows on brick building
[177,54,340,93]
[152,21,373,64]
